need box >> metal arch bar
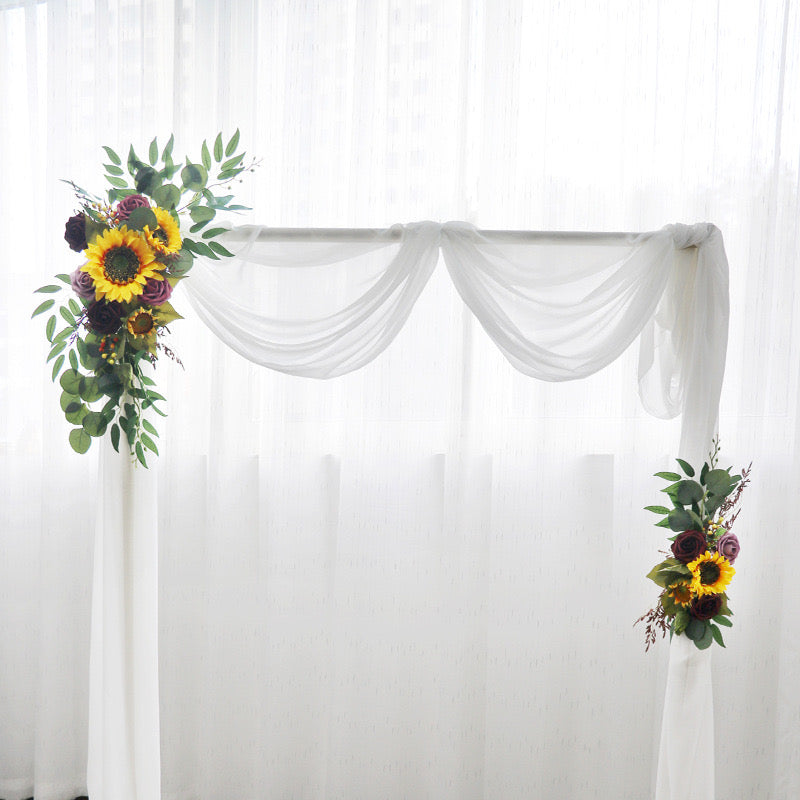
[223,225,644,244]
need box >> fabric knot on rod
[668,222,718,249]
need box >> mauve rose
[116,193,151,222]
[716,532,740,564]
[86,300,124,335]
[671,530,707,564]
[64,213,88,252]
[140,276,172,306]
[690,594,722,621]
[70,267,95,300]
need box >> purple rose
[671,530,707,564]
[689,594,722,621]
[716,532,740,564]
[140,276,172,306]
[86,300,124,335]
[70,267,96,300]
[64,213,88,252]
[116,194,151,222]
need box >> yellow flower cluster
[81,207,181,303]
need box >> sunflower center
[104,246,141,284]
[152,228,169,245]
[699,562,721,585]
[129,311,155,336]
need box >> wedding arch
[87,219,729,800]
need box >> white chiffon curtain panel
[2,1,800,799]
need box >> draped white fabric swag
[185,221,728,462]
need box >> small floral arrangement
[637,439,751,651]
[33,132,255,466]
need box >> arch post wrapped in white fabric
[93,220,729,800]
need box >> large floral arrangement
[33,132,254,466]
[637,439,751,651]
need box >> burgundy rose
[70,267,96,300]
[64,213,88,252]
[689,594,722,621]
[140,276,173,306]
[116,193,151,222]
[671,530,707,564]
[86,299,124,335]
[716,532,740,564]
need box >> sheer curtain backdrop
[1,2,799,800]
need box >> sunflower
[125,307,159,354]
[666,582,693,607]
[83,226,162,303]
[126,307,157,338]
[143,207,182,256]
[687,551,735,597]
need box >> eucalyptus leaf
[110,423,121,452]
[220,153,244,171]
[80,376,103,403]
[676,458,695,477]
[162,134,174,161]
[152,183,181,210]
[59,306,77,327]
[710,624,726,648]
[694,624,714,650]
[105,163,124,176]
[106,175,129,188]
[225,128,240,156]
[142,418,159,437]
[181,163,208,191]
[35,285,62,294]
[675,480,703,505]
[201,226,229,239]
[103,145,122,165]
[135,441,148,468]
[65,403,88,425]
[705,468,733,495]
[141,432,159,455]
[668,508,695,532]
[655,471,681,481]
[135,166,161,195]
[51,354,65,381]
[32,299,55,318]
[47,341,67,363]
[208,240,234,257]
[190,205,215,223]
[68,428,92,455]
[60,390,78,412]
[684,618,706,641]
[82,411,108,437]
[60,369,81,395]
[201,140,211,170]
[125,206,158,232]
[213,132,223,161]
[149,137,158,165]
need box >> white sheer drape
[184,221,728,461]
[2,1,800,800]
